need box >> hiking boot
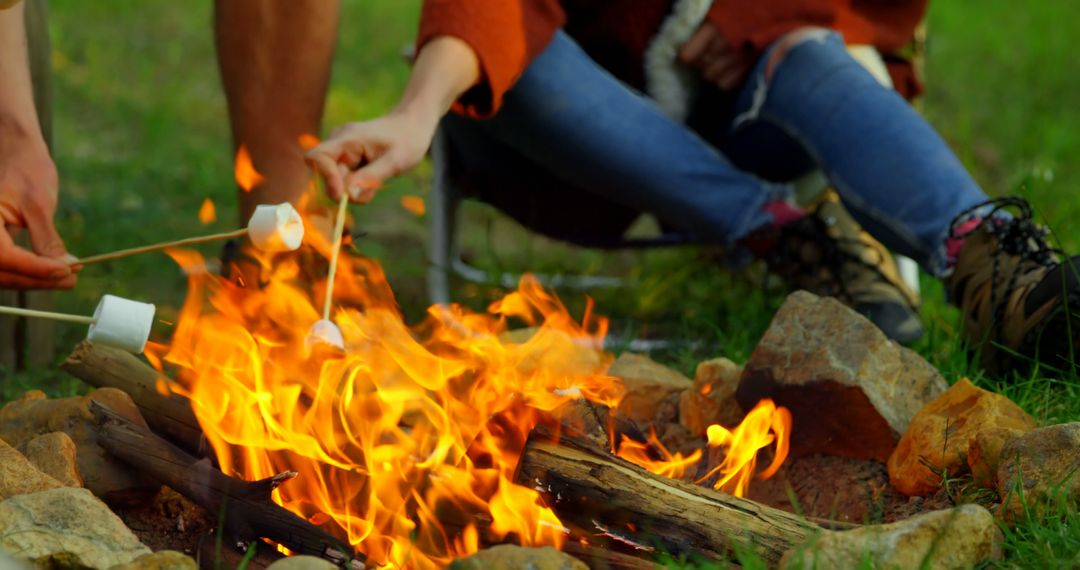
[945,197,1080,373]
[754,193,924,344]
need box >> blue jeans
[442,30,988,276]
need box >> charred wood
[516,429,819,565]
[89,400,363,568]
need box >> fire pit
[0,207,1064,569]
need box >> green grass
[2,0,1080,567]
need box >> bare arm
[0,2,41,144]
[307,36,480,202]
[0,2,75,289]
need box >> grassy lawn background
[2,0,1079,566]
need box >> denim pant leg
[732,31,989,276]
[452,30,789,246]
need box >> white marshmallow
[306,319,344,351]
[247,203,304,252]
[87,295,156,354]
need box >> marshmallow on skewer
[0,294,155,354]
[87,295,157,354]
[247,203,305,252]
[306,194,350,352]
[71,202,306,267]
[305,318,345,351]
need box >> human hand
[678,21,755,91]
[0,139,76,289]
[306,110,438,204]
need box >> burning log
[88,400,363,568]
[63,341,204,453]
[516,430,819,565]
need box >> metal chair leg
[426,127,458,306]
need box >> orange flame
[700,399,791,496]
[617,399,790,497]
[235,145,265,192]
[197,198,216,225]
[152,223,626,567]
[401,195,426,217]
[153,206,789,566]
[299,133,321,151]
[615,429,701,480]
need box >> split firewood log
[89,400,363,569]
[515,428,820,565]
[63,341,204,453]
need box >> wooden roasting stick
[63,340,205,453]
[71,228,248,266]
[69,202,305,266]
[89,400,365,569]
[323,193,349,321]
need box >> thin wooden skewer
[322,193,350,321]
[0,305,95,324]
[70,228,249,266]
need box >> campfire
[0,160,1045,570]
[142,196,793,567]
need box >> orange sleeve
[706,0,926,55]
[418,0,566,118]
[706,0,834,55]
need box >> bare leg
[214,0,340,223]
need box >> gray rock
[782,504,1002,569]
[0,487,150,568]
[108,550,196,570]
[449,545,587,570]
[997,422,1080,520]
[0,552,30,569]
[265,555,338,570]
[737,291,947,461]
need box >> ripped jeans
[441,29,988,276]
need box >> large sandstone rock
[737,291,947,461]
[449,545,587,570]
[781,504,1002,569]
[608,352,692,421]
[18,431,83,488]
[0,388,159,505]
[888,378,1038,496]
[0,437,64,499]
[109,550,196,570]
[997,423,1080,520]
[679,357,744,435]
[0,487,151,568]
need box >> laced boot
[945,197,1080,373]
[753,193,924,343]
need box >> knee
[764,27,839,81]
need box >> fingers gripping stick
[306,194,349,351]
[70,203,305,266]
[0,294,155,354]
